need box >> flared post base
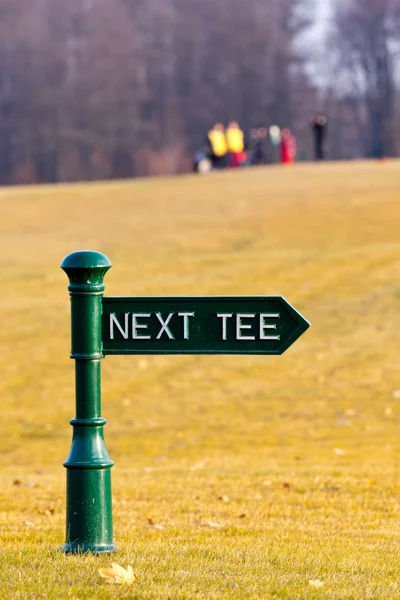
[61,541,118,555]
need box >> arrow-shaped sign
[61,251,312,555]
[102,296,310,355]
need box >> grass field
[1,161,400,599]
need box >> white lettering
[110,313,129,340]
[260,313,280,340]
[178,312,195,340]
[217,313,233,341]
[132,313,151,339]
[236,314,256,340]
[156,313,175,339]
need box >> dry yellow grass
[1,160,400,598]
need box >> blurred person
[253,127,268,165]
[206,123,229,169]
[247,129,258,165]
[269,125,281,164]
[226,121,245,168]
[280,128,296,165]
[193,150,212,174]
[311,113,328,161]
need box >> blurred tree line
[327,0,400,160]
[0,0,399,185]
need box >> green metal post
[60,250,117,554]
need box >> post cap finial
[61,250,112,271]
[61,250,112,289]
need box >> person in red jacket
[280,128,296,165]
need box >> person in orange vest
[280,128,297,165]
[206,123,229,169]
[226,121,246,168]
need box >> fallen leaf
[190,458,211,471]
[99,563,138,585]
[38,508,55,517]
[282,482,291,489]
[12,479,22,487]
[309,579,324,588]
[148,518,165,530]
[337,419,351,426]
[218,495,230,503]
[345,409,357,417]
[203,519,225,529]
[334,448,345,456]
[237,513,247,519]
[369,479,377,486]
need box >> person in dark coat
[311,113,328,161]
[253,127,269,165]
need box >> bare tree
[333,0,400,157]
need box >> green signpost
[61,250,310,554]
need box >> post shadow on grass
[60,250,117,554]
